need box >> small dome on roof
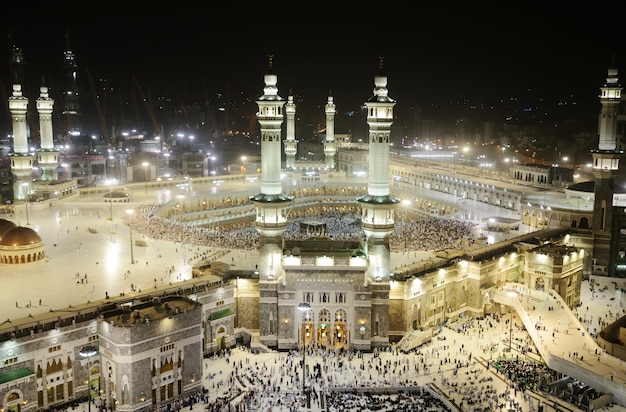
[0,226,42,246]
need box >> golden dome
[0,219,17,237]
[0,226,42,246]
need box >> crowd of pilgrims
[126,205,477,252]
[200,345,458,411]
[196,319,564,412]
[145,308,615,412]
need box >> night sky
[2,7,624,115]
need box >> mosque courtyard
[2,178,624,411]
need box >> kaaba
[299,221,327,236]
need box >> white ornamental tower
[591,65,623,275]
[36,86,59,180]
[253,57,293,348]
[284,94,298,170]
[9,84,34,200]
[358,58,398,245]
[323,94,336,170]
[251,56,293,239]
[356,59,396,346]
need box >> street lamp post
[142,162,149,194]
[506,290,518,353]
[126,209,135,264]
[176,194,185,245]
[108,181,114,221]
[79,345,98,412]
[241,156,247,181]
[509,309,514,353]
[297,302,311,397]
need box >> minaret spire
[36,84,59,180]
[358,58,398,277]
[360,57,396,201]
[9,83,34,200]
[251,56,293,238]
[284,93,298,170]
[253,57,293,349]
[591,65,623,276]
[354,58,396,347]
[323,92,336,170]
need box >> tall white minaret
[284,94,298,170]
[36,86,59,180]
[253,57,293,349]
[9,84,34,200]
[323,93,336,170]
[357,58,397,348]
[251,55,293,239]
[358,58,398,245]
[591,65,623,276]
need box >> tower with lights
[323,94,337,170]
[252,57,293,347]
[36,86,59,180]
[591,66,626,276]
[358,58,398,243]
[284,94,298,169]
[356,58,398,345]
[9,84,34,200]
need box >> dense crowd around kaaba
[127,206,476,253]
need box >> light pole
[506,290,518,353]
[107,180,114,221]
[79,345,98,412]
[126,209,135,264]
[241,155,247,181]
[142,162,149,194]
[25,200,29,225]
[297,302,311,396]
[176,194,185,246]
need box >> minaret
[252,57,293,348]
[284,94,298,170]
[251,55,292,235]
[9,84,34,200]
[36,86,59,180]
[323,93,337,170]
[358,58,398,245]
[591,65,623,276]
[357,58,397,348]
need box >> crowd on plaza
[195,326,561,412]
[196,299,619,412]
[389,217,477,252]
[126,205,477,254]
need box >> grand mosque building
[2,58,626,411]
